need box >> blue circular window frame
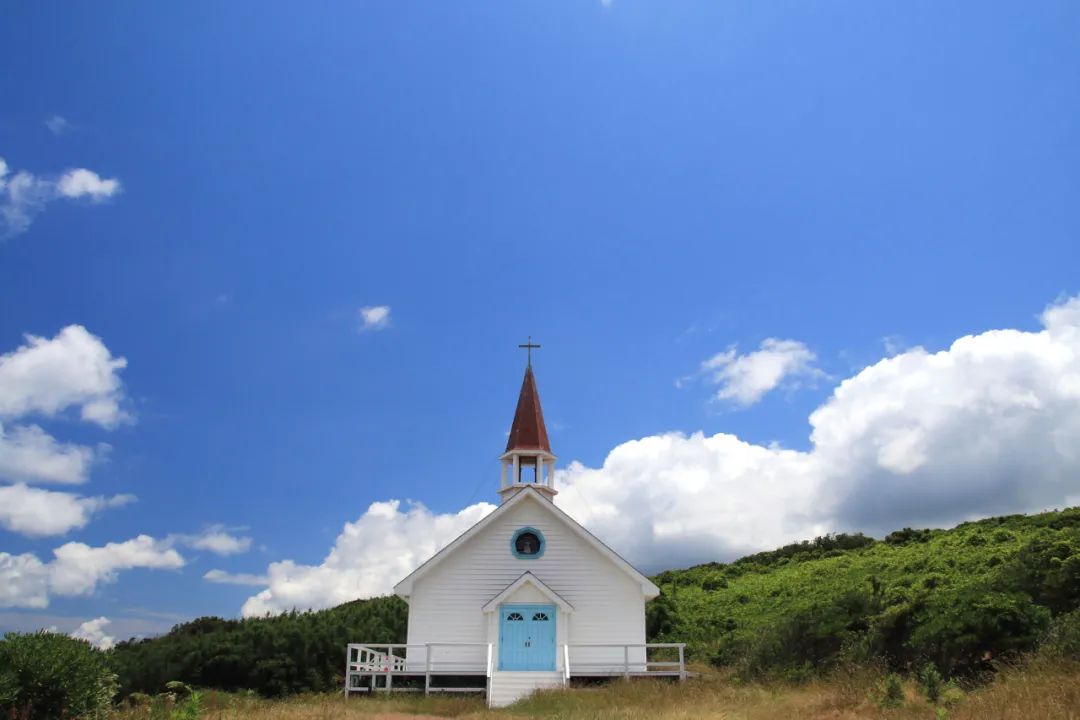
[510,527,546,559]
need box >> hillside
[110,507,1080,696]
[649,506,1080,677]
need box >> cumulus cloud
[71,616,115,650]
[56,169,121,202]
[556,433,823,570]
[0,535,184,609]
[203,569,269,587]
[240,500,493,617]
[697,338,821,406]
[0,326,132,535]
[358,305,391,333]
[0,483,133,537]
[174,526,252,556]
[0,325,130,428]
[49,536,185,596]
[238,295,1080,613]
[0,157,121,239]
[0,424,98,484]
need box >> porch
[344,642,687,697]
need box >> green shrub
[0,631,117,719]
[871,672,905,708]
[165,681,203,720]
[1000,535,1080,613]
[1039,608,1080,659]
[907,591,1051,675]
[918,661,943,703]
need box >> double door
[498,603,556,671]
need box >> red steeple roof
[505,365,551,453]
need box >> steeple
[505,365,551,454]
[499,345,557,503]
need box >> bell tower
[499,339,557,503]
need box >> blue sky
[1,1,1079,645]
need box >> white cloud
[0,325,130,428]
[0,424,97,484]
[698,338,820,406]
[203,569,269,587]
[0,325,132,536]
[0,553,50,608]
[239,295,1080,612]
[0,157,121,239]
[240,500,493,617]
[0,160,55,238]
[56,169,121,202]
[71,616,115,650]
[0,483,133,537]
[0,325,128,506]
[49,535,185,597]
[0,535,183,609]
[45,116,71,135]
[174,526,252,556]
[358,305,392,333]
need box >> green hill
[110,507,1080,696]
[648,507,1080,678]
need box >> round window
[510,527,545,558]
[515,532,540,555]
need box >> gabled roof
[481,572,574,614]
[505,365,551,453]
[393,488,660,599]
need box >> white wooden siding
[405,494,647,670]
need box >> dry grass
[110,661,1080,720]
[946,658,1080,720]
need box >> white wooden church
[346,352,685,707]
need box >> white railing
[345,641,687,696]
[345,643,492,696]
[563,643,686,680]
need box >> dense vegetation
[110,596,406,697]
[649,506,1080,679]
[0,631,117,719]
[106,507,1080,698]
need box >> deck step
[487,671,565,708]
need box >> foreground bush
[0,631,117,719]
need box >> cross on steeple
[518,336,541,366]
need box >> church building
[348,353,678,707]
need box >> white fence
[565,643,686,678]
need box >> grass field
[111,659,1080,720]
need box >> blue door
[498,604,556,671]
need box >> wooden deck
[344,642,687,696]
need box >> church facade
[350,360,673,707]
